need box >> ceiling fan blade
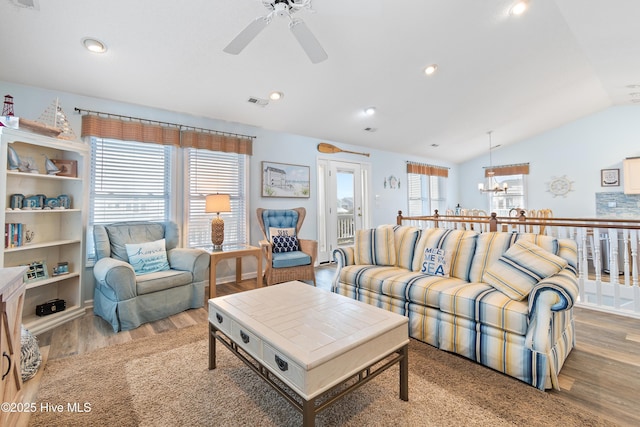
[289,19,327,64]
[223,17,270,55]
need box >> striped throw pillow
[393,225,421,269]
[482,239,568,300]
[354,226,396,266]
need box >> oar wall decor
[317,142,370,157]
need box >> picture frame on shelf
[51,159,77,177]
[23,260,49,283]
[53,261,69,276]
[601,168,620,187]
[261,161,310,198]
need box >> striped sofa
[332,225,578,390]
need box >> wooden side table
[207,244,262,299]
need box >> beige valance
[484,163,529,177]
[407,161,449,177]
[81,114,253,155]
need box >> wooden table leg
[208,324,217,370]
[302,398,315,427]
[236,257,242,283]
[209,257,217,299]
[399,344,408,401]
[255,251,263,288]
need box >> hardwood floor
[21,265,640,426]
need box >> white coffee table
[208,281,409,426]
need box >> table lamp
[205,193,231,247]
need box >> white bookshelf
[1,127,88,335]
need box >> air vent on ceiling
[11,0,39,9]
[364,127,378,132]
[247,97,269,107]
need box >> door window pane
[337,170,355,245]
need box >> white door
[317,159,370,263]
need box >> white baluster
[593,227,602,305]
[631,229,640,314]
[609,229,620,309]
[631,229,638,288]
[577,228,587,303]
[623,229,630,287]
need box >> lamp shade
[205,194,231,214]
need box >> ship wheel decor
[547,175,574,198]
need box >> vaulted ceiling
[1,0,639,163]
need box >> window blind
[407,173,446,216]
[186,148,248,248]
[87,137,172,259]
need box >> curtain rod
[482,162,529,169]
[406,160,450,170]
[74,107,256,140]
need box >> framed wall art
[262,161,310,198]
[601,168,620,187]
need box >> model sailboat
[35,98,77,140]
[43,155,61,175]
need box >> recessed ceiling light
[269,91,284,101]
[424,64,438,76]
[509,0,528,16]
[82,37,107,53]
[364,107,376,116]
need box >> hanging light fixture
[478,131,508,193]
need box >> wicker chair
[257,207,317,286]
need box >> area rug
[30,323,614,427]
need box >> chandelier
[478,131,507,193]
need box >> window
[87,138,249,261]
[82,114,253,262]
[87,137,172,260]
[406,162,448,216]
[488,174,527,216]
[482,164,529,216]
[407,174,447,216]
[186,148,248,249]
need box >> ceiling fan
[224,0,328,64]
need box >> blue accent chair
[257,207,317,286]
[92,221,210,332]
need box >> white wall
[459,105,640,217]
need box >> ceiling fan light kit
[224,0,327,63]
